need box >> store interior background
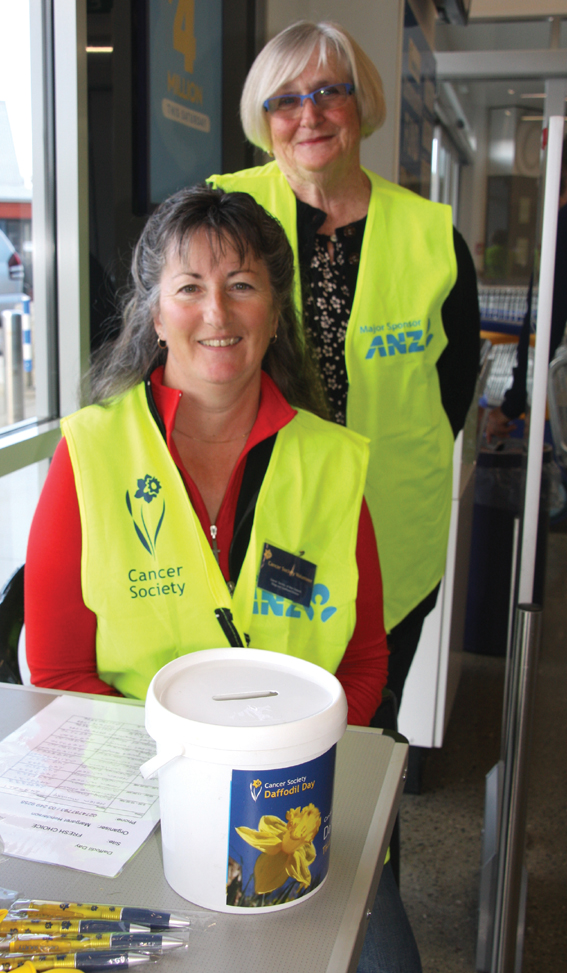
[0,0,566,970]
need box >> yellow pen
[0,963,35,973]
[7,906,188,931]
[0,924,145,938]
[0,934,181,955]
[0,952,152,972]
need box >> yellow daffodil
[252,779,262,788]
[236,803,321,894]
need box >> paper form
[0,695,160,877]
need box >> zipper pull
[210,524,220,564]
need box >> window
[0,0,89,582]
[0,0,57,435]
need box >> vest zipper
[210,524,236,595]
[210,525,220,564]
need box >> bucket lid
[144,649,347,763]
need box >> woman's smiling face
[267,50,361,179]
[154,229,278,397]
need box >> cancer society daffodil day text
[236,804,322,894]
[227,751,336,907]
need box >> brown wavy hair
[88,185,328,417]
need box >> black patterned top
[297,198,366,425]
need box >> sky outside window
[0,2,32,190]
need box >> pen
[0,935,183,955]
[0,924,146,937]
[7,905,190,930]
[0,951,153,971]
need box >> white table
[0,684,408,973]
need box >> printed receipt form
[0,695,159,877]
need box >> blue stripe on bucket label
[226,747,336,908]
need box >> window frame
[0,0,90,479]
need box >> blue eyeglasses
[263,83,355,116]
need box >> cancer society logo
[125,474,165,557]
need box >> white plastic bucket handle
[140,744,185,779]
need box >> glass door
[0,0,58,433]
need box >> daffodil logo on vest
[125,474,165,557]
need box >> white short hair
[241,21,386,153]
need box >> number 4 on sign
[173,0,196,74]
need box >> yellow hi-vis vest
[62,382,369,699]
[209,163,457,629]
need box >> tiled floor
[399,530,567,972]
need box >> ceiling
[453,79,552,111]
[436,18,567,51]
[469,0,567,19]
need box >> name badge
[257,543,316,608]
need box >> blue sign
[227,748,337,908]
[149,0,222,204]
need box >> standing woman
[209,20,480,707]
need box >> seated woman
[25,185,387,723]
[25,187,421,973]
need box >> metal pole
[518,116,563,603]
[501,518,521,758]
[2,310,24,424]
[21,295,33,388]
[491,604,542,973]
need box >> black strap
[229,434,277,585]
[214,608,245,648]
[144,374,167,440]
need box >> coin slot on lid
[212,690,278,701]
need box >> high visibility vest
[210,163,457,629]
[62,382,368,699]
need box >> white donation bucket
[144,648,347,913]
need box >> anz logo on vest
[253,583,337,622]
[363,319,433,359]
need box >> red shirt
[25,370,388,725]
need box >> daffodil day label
[226,748,336,908]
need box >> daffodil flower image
[134,474,162,503]
[236,803,321,894]
[125,473,165,556]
